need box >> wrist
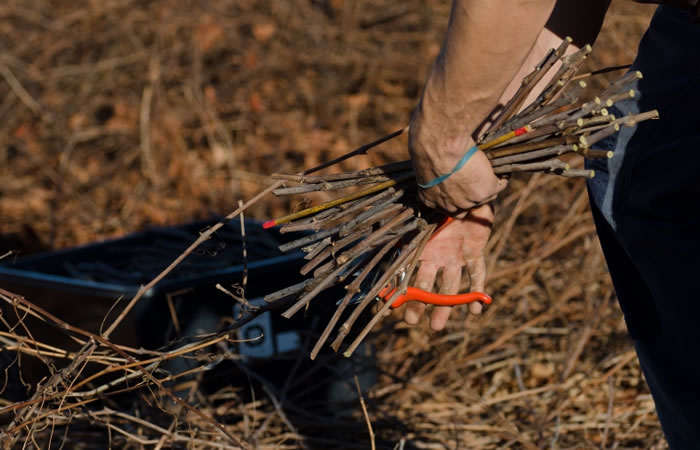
[409,98,472,172]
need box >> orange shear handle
[379,286,492,309]
[380,216,493,309]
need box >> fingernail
[430,318,444,331]
[404,311,419,325]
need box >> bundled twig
[262,39,658,359]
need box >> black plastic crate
[0,219,329,361]
[0,218,378,406]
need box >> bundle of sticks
[262,38,658,359]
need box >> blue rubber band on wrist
[417,145,478,189]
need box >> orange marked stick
[478,125,533,151]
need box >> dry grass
[0,1,668,448]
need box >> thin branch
[102,181,282,339]
[354,374,376,450]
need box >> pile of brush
[262,38,658,359]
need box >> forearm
[409,0,611,213]
[418,0,613,140]
[418,0,557,146]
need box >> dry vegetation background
[0,0,669,449]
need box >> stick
[487,37,572,133]
[561,114,614,130]
[273,160,413,184]
[333,208,414,267]
[303,237,333,260]
[555,169,595,178]
[103,181,282,339]
[301,201,404,273]
[281,253,361,319]
[300,226,373,276]
[343,225,434,357]
[479,125,533,151]
[320,188,405,235]
[354,374,376,450]
[486,136,574,159]
[614,110,659,127]
[279,196,372,233]
[497,80,585,137]
[337,191,406,236]
[488,124,562,149]
[0,62,43,115]
[600,89,635,107]
[238,200,248,295]
[580,149,613,159]
[599,70,643,99]
[263,173,413,229]
[573,121,617,135]
[313,209,414,278]
[279,225,344,253]
[571,63,632,81]
[263,279,315,303]
[493,159,569,175]
[540,97,602,127]
[278,194,405,255]
[0,291,247,448]
[517,44,592,119]
[309,236,401,360]
[578,124,620,149]
[272,172,409,196]
[300,127,408,176]
[330,225,427,352]
[489,144,576,167]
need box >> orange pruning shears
[379,285,492,309]
[378,216,493,309]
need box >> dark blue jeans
[585,6,700,448]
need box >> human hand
[408,92,507,217]
[403,204,494,331]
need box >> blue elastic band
[417,145,478,189]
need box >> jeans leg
[589,202,700,449]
